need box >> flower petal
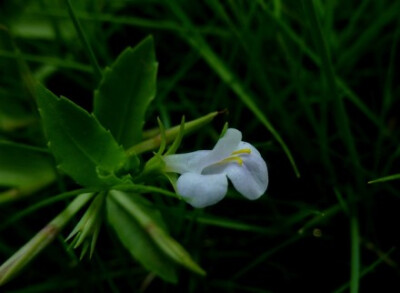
[199,128,242,169]
[164,150,209,174]
[176,173,228,208]
[223,141,268,200]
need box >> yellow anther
[218,156,244,166]
[214,149,250,167]
[231,148,251,155]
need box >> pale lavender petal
[224,141,268,199]
[199,128,242,169]
[164,150,209,174]
[176,173,228,208]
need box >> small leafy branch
[0,36,215,285]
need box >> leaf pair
[35,36,157,188]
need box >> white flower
[164,128,268,208]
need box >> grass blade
[66,0,102,81]
[0,193,93,285]
[169,2,300,177]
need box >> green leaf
[94,36,158,148]
[109,190,205,276]
[0,95,36,132]
[0,26,36,131]
[164,116,185,155]
[0,142,56,202]
[67,192,105,258]
[35,84,129,187]
[107,191,178,283]
[127,111,220,156]
[0,192,93,286]
[368,174,400,184]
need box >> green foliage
[369,174,400,184]
[110,190,205,276]
[35,84,130,187]
[1,0,400,292]
[0,142,56,203]
[67,192,105,258]
[106,190,178,283]
[0,26,36,132]
[94,36,158,148]
[0,193,93,286]
[0,95,35,132]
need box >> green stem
[350,214,360,293]
[0,49,92,72]
[126,111,220,156]
[368,173,400,184]
[334,247,394,293]
[114,184,178,198]
[110,191,205,275]
[0,193,93,286]
[0,188,95,231]
[258,0,385,132]
[302,0,361,174]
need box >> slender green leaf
[0,193,93,285]
[30,10,229,36]
[368,174,400,184]
[110,190,205,276]
[333,248,395,293]
[67,192,105,258]
[302,0,361,174]
[0,142,56,203]
[106,191,178,283]
[257,1,385,131]
[35,84,129,187]
[350,213,360,293]
[168,3,300,177]
[0,95,36,132]
[94,36,158,148]
[165,116,185,155]
[66,0,102,81]
[127,111,220,156]
[336,1,400,71]
[0,49,91,72]
[0,188,95,231]
[0,26,36,131]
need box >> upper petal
[164,150,210,174]
[176,173,228,208]
[219,141,268,200]
[199,128,242,169]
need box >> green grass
[1,0,400,292]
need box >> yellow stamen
[213,149,250,167]
[231,148,251,155]
[218,156,244,166]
